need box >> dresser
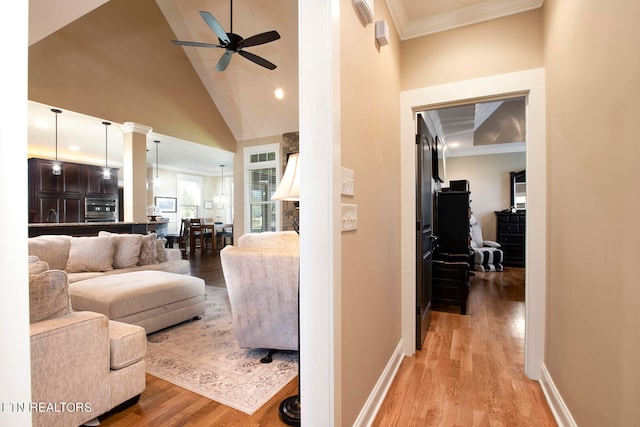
[495,211,525,267]
[433,190,472,314]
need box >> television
[432,135,446,183]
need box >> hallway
[373,268,556,426]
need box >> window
[177,174,202,220]
[244,144,280,232]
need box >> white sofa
[28,233,189,283]
[220,231,299,351]
[28,233,205,333]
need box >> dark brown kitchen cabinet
[32,159,83,194]
[28,158,118,223]
[85,165,118,197]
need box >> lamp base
[279,395,300,426]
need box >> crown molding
[387,0,543,41]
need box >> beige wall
[340,0,403,424]
[401,9,543,91]
[446,152,525,240]
[543,0,640,425]
[28,0,237,153]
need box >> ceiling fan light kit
[171,0,280,72]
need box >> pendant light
[154,140,161,186]
[102,121,111,179]
[214,164,228,204]
[51,108,62,175]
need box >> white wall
[446,152,525,240]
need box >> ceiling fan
[171,1,281,72]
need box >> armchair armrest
[483,240,501,248]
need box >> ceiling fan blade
[216,51,234,72]
[238,50,277,70]
[171,40,224,49]
[238,30,281,48]
[199,11,230,44]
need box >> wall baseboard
[352,339,405,427]
[539,363,578,427]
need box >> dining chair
[188,218,204,254]
[164,218,189,259]
[215,223,234,252]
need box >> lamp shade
[272,153,300,201]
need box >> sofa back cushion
[29,269,72,324]
[28,235,73,270]
[98,231,143,269]
[65,236,115,273]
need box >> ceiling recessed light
[448,142,460,148]
[274,88,284,100]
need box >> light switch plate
[341,167,355,196]
[341,204,357,231]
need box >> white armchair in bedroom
[219,231,299,354]
[469,215,504,272]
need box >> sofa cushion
[29,270,72,324]
[28,235,73,270]
[65,236,115,273]
[137,233,158,266]
[108,320,147,370]
[98,231,143,269]
[69,271,205,321]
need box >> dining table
[189,220,233,256]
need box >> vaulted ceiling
[27,0,541,174]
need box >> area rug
[145,286,298,415]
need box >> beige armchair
[220,231,299,352]
[28,258,146,427]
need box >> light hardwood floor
[373,268,556,427]
[100,252,555,426]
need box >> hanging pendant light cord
[104,123,109,168]
[155,140,160,179]
[55,113,58,163]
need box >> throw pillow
[156,237,168,263]
[98,231,143,269]
[138,233,159,266]
[28,235,73,270]
[29,270,72,324]
[65,236,115,273]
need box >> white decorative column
[121,122,152,223]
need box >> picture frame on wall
[155,196,177,213]
[204,201,213,209]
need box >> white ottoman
[69,270,205,333]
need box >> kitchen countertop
[29,219,169,227]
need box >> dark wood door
[416,114,433,349]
